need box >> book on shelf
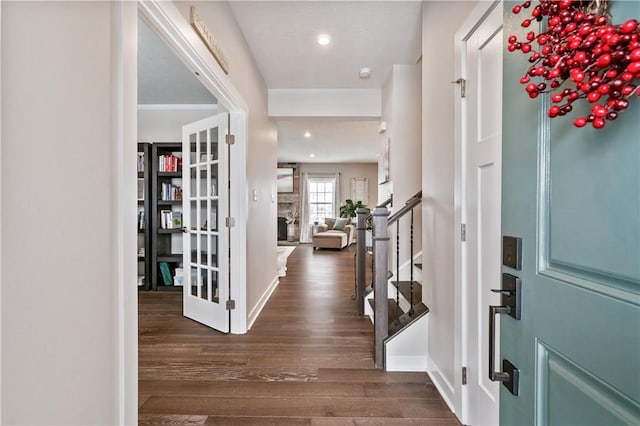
[158,262,173,286]
[160,182,183,201]
[174,267,184,286]
[137,152,145,172]
[137,210,145,230]
[137,178,145,200]
[158,154,182,173]
[160,210,182,229]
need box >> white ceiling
[277,118,380,163]
[137,3,422,163]
[229,1,422,164]
[229,1,422,89]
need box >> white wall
[138,107,218,142]
[299,162,378,209]
[422,0,476,414]
[2,2,123,423]
[379,64,423,270]
[173,2,278,321]
[378,71,394,203]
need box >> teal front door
[500,1,640,424]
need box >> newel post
[372,207,390,369]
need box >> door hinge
[462,366,468,385]
[452,77,466,98]
[225,134,235,145]
[225,217,235,228]
[461,224,467,242]
[226,299,236,310]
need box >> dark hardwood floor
[139,244,459,425]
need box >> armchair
[312,217,355,250]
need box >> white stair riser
[385,314,428,372]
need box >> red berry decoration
[508,0,640,129]
[574,116,588,127]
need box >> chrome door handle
[487,273,522,396]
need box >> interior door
[182,113,230,332]
[500,1,640,424]
[462,2,503,425]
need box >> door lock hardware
[488,273,522,396]
[491,273,521,320]
[502,236,522,270]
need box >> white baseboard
[247,275,279,331]
[386,355,427,372]
[426,353,457,414]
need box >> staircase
[355,191,429,371]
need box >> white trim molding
[137,103,219,110]
[0,3,3,420]
[138,1,248,112]
[247,276,280,331]
[427,352,457,414]
[453,2,503,425]
[113,2,138,424]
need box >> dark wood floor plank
[140,396,451,418]
[139,245,459,424]
[205,417,311,426]
[138,414,208,425]
[204,417,460,426]
[139,380,366,398]
[140,363,318,382]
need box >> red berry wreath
[508,0,639,129]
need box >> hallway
[139,245,458,425]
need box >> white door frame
[453,1,502,424]
[113,1,249,423]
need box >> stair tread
[390,280,422,303]
[367,298,404,325]
[387,302,430,339]
[414,262,422,270]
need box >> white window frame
[308,178,336,224]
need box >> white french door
[459,1,503,425]
[182,113,230,332]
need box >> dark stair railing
[356,191,423,369]
[355,196,392,314]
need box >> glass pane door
[181,113,229,332]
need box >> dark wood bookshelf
[157,254,183,263]
[158,171,181,178]
[151,142,183,291]
[137,142,152,291]
[156,285,183,292]
[158,228,183,234]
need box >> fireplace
[277,217,287,241]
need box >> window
[309,180,335,224]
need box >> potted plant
[339,199,368,224]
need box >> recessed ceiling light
[317,34,331,46]
[359,67,372,79]
[310,153,315,158]
[304,131,311,138]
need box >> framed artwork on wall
[379,137,390,184]
[351,177,369,206]
[277,167,294,193]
